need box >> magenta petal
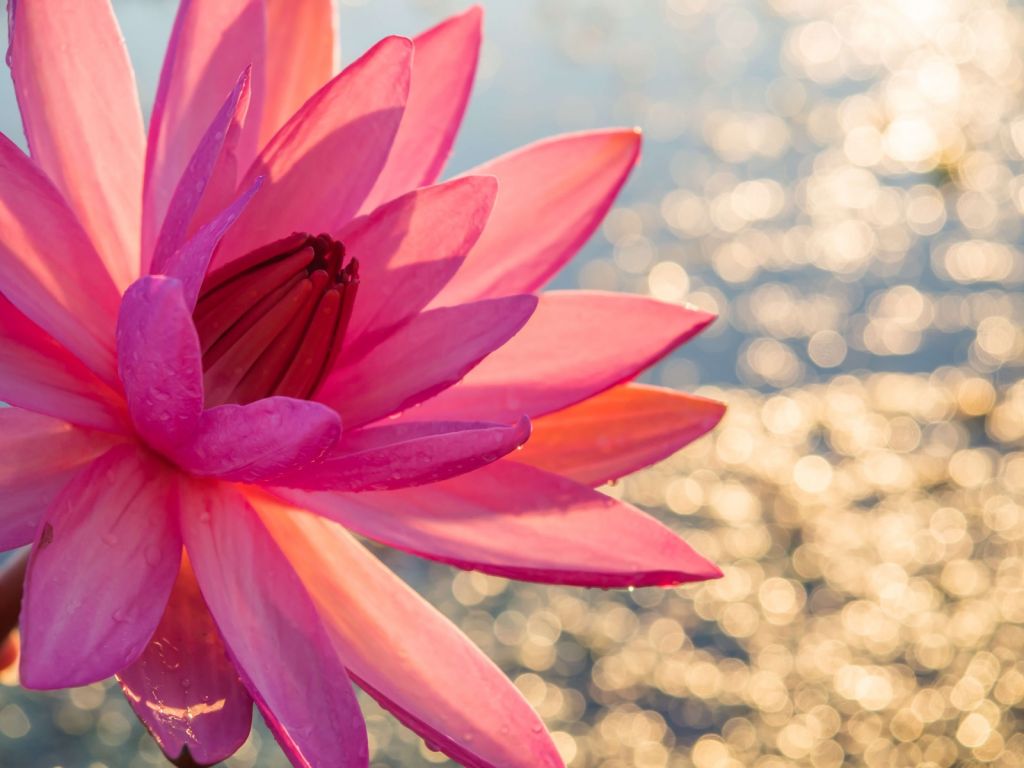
[9,0,144,290]
[340,175,497,345]
[181,482,367,768]
[361,7,482,212]
[0,297,129,433]
[117,277,204,458]
[0,409,120,552]
[118,558,253,767]
[20,444,182,689]
[144,0,266,263]
[259,505,564,768]
[437,129,641,304]
[316,294,537,428]
[0,133,121,387]
[214,36,412,268]
[273,417,531,492]
[151,68,254,276]
[412,291,715,423]
[278,461,721,588]
[177,397,341,484]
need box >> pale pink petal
[181,481,367,767]
[0,409,120,552]
[118,558,252,767]
[214,37,412,268]
[8,0,144,291]
[361,8,482,212]
[176,398,341,484]
[260,0,338,146]
[412,291,714,423]
[435,129,641,304]
[116,277,203,458]
[279,461,721,588]
[151,68,253,275]
[0,297,129,433]
[0,133,121,387]
[158,179,263,310]
[20,444,182,689]
[514,384,725,486]
[340,176,497,344]
[257,501,564,768]
[273,418,530,492]
[316,295,536,428]
[143,0,266,263]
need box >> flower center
[193,233,359,407]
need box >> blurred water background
[2,0,1024,766]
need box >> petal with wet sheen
[514,383,725,486]
[20,444,181,689]
[257,501,564,768]
[278,461,721,588]
[181,481,367,767]
[8,0,144,290]
[436,129,641,304]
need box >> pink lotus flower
[0,1,725,766]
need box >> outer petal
[514,384,726,486]
[277,461,721,588]
[20,444,182,689]
[360,7,482,212]
[8,0,144,290]
[181,481,367,768]
[0,409,120,552]
[340,176,497,345]
[273,418,530,492]
[0,298,128,433]
[117,277,204,459]
[118,557,253,768]
[214,37,412,268]
[0,133,121,386]
[412,291,714,422]
[176,398,341,485]
[143,0,266,263]
[260,0,338,145]
[256,501,564,768]
[317,295,537,429]
[436,129,641,304]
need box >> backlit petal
[20,444,181,689]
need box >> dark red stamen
[195,233,359,406]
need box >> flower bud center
[193,233,359,407]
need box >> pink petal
[260,0,338,146]
[436,129,641,304]
[340,175,497,344]
[0,297,129,433]
[143,0,266,264]
[278,461,721,588]
[0,133,121,387]
[20,444,182,689]
[177,398,341,484]
[316,294,536,428]
[151,68,254,276]
[181,481,367,767]
[214,36,412,269]
[0,409,120,552]
[273,418,530,492]
[360,7,482,213]
[118,557,253,767]
[514,384,726,486]
[412,291,714,423]
[8,0,144,291]
[116,277,204,458]
[257,501,564,768]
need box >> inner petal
[194,233,359,407]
